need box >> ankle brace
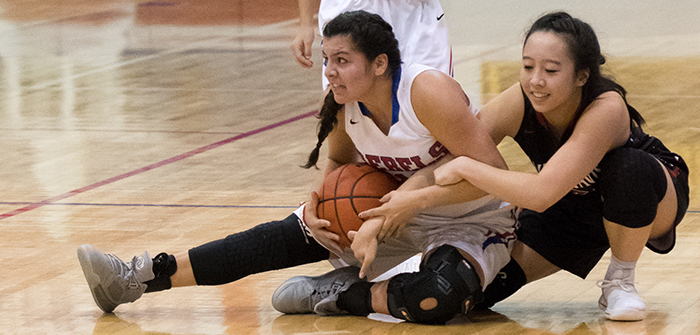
[605,255,636,281]
[337,281,374,316]
[144,253,177,293]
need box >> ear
[576,69,590,87]
[373,54,389,76]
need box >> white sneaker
[597,278,645,321]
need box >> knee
[386,245,482,324]
[599,148,667,228]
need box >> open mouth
[531,92,548,99]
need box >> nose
[530,70,545,87]
[324,62,337,79]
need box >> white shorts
[333,196,517,287]
[318,0,452,89]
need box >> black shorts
[517,148,690,279]
[516,192,608,279]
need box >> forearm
[396,156,489,209]
[455,158,561,211]
[401,181,489,212]
[298,0,320,28]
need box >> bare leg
[598,161,677,321]
[170,252,198,287]
[370,281,390,314]
[510,240,561,283]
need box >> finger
[307,218,331,229]
[303,40,313,60]
[323,228,340,241]
[294,43,313,68]
[291,43,307,64]
[321,233,343,254]
[297,56,313,68]
[358,207,379,219]
[359,251,375,279]
[379,191,394,203]
[347,230,357,241]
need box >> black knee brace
[598,148,667,228]
[188,214,330,285]
[386,245,483,324]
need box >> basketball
[317,163,401,248]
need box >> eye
[545,69,558,73]
[523,65,533,70]
[337,58,347,64]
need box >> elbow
[521,193,559,213]
[527,203,551,213]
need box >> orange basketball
[317,163,401,248]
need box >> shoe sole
[600,297,645,321]
[271,275,315,314]
[605,308,645,321]
[77,245,117,313]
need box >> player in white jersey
[271,11,516,324]
[331,62,515,283]
[74,10,496,322]
[291,0,452,276]
[292,0,452,87]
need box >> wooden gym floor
[0,0,698,334]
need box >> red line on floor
[0,110,317,220]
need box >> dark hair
[304,10,401,168]
[525,12,645,142]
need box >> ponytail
[304,90,344,169]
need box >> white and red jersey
[344,63,446,182]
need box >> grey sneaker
[77,244,155,313]
[271,266,364,315]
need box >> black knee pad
[386,245,483,324]
[598,148,667,228]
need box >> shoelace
[311,282,345,302]
[105,253,141,290]
[596,278,637,292]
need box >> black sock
[336,282,374,316]
[144,253,177,293]
[475,257,526,309]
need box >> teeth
[532,92,546,98]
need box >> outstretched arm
[436,90,631,212]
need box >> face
[520,31,588,119]
[323,35,381,104]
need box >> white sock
[605,254,637,282]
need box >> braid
[304,90,343,169]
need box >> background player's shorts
[318,0,452,89]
